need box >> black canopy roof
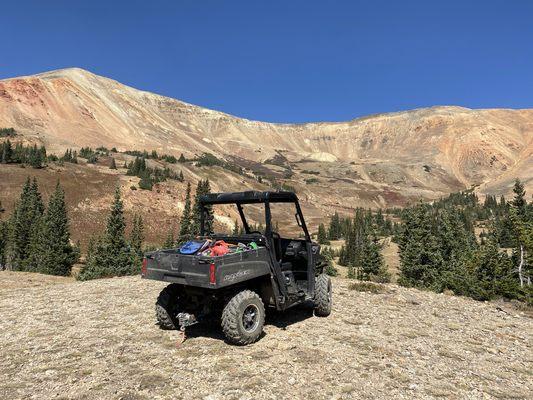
[200,191,298,205]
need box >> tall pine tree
[9,177,44,270]
[33,182,79,275]
[179,182,192,241]
[508,180,532,287]
[398,203,444,288]
[163,227,175,248]
[317,223,329,244]
[328,212,342,240]
[192,179,213,236]
[130,213,144,257]
[360,236,387,282]
[78,187,137,280]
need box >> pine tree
[28,144,44,168]
[511,179,527,218]
[321,250,338,276]
[317,223,329,244]
[398,203,444,288]
[9,177,45,270]
[472,238,518,300]
[109,157,117,169]
[509,206,532,288]
[232,219,240,236]
[202,179,214,235]
[25,217,44,272]
[178,153,186,163]
[436,208,477,266]
[78,187,137,280]
[106,187,127,251]
[192,179,213,235]
[33,182,78,275]
[163,228,175,248]
[360,238,388,282]
[1,139,12,163]
[340,208,367,270]
[328,212,342,240]
[495,214,515,247]
[179,182,192,241]
[130,214,144,256]
[138,170,153,190]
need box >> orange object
[211,240,229,257]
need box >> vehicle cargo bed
[143,246,272,289]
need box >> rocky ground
[0,271,531,400]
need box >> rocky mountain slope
[0,271,531,399]
[1,68,532,208]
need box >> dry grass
[0,271,532,400]
[348,281,388,293]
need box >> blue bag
[179,240,206,255]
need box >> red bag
[211,240,229,257]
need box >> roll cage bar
[199,191,311,241]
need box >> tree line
[0,174,217,280]
[319,208,390,282]
[317,208,394,282]
[3,163,530,303]
[0,127,17,138]
[321,208,396,243]
[124,148,186,164]
[319,179,532,303]
[396,180,532,303]
[1,140,48,168]
[126,156,184,190]
[0,178,79,275]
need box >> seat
[280,262,293,272]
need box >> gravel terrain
[0,271,531,400]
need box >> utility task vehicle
[142,191,332,345]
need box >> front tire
[155,284,180,330]
[314,274,332,317]
[221,290,265,345]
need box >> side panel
[216,251,271,287]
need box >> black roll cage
[198,191,311,242]
[199,190,316,305]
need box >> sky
[1,0,532,123]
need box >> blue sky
[1,1,532,122]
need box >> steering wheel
[248,230,263,235]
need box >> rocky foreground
[0,271,531,400]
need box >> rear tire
[155,284,180,330]
[314,274,332,317]
[221,290,265,345]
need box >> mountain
[1,67,532,211]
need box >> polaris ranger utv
[142,191,332,345]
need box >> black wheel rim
[242,304,259,332]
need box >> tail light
[209,263,216,285]
[141,258,147,276]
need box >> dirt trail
[0,271,531,400]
